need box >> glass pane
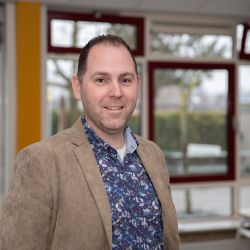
[151,32,232,59]
[51,19,137,50]
[127,63,142,135]
[47,59,141,136]
[240,186,250,212]
[47,59,82,136]
[51,20,75,47]
[172,186,232,219]
[237,24,244,52]
[245,30,250,54]
[239,65,250,176]
[154,68,228,176]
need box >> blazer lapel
[136,142,169,208]
[136,141,178,248]
[66,119,112,248]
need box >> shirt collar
[124,126,138,154]
[81,116,138,154]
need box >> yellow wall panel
[16,2,41,152]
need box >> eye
[95,78,106,85]
[121,78,132,85]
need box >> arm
[0,146,52,250]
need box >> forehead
[86,43,135,72]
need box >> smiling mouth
[104,106,124,110]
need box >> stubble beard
[85,104,136,136]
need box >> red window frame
[239,23,250,60]
[47,11,144,56]
[148,62,236,183]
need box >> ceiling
[12,0,250,19]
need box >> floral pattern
[82,117,163,249]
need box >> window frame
[239,22,250,60]
[148,61,236,183]
[47,10,144,56]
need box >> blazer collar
[65,118,112,248]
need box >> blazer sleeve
[0,146,53,250]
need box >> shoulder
[135,134,170,180]
[17,129,69,158]
[15,122,85,172]
[17,118,86,161]
[135,134,163,154]
[134,134,166,164]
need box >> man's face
[72,43,140,138]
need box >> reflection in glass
[154,69,228,176]
[51,19,136,50]
[151,32,232,59]
[239,66,250,176]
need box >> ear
[71,75,81,100]
[137,74,141,88]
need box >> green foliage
[155,112,181,151]
[155,111,226,151]
[187,112,226,149]
[51,109,82,135]
[128,115,140,135]
[52,110,59,135]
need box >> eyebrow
[119,73,135,78]
[92,72,136,78]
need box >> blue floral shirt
[82,117,163,249]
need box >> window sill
[179,219,240,233]
[178,219,241,243]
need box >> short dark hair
[77,34,138,81]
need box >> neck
[85,118,125,149]
[103,132,125,149]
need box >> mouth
[104,106,124,110]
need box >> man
[0,35,180,249]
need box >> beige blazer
[0,119,180,250]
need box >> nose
[109,81,122,97]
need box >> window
[172,186,232,219]
[239,23,250,59]
[240,186,250,212]
[239,65,250,176]
[151,33,232,59]
[127,63,142,135]
[47,11,250,221]
[237,23,250,225]
[150,23,233,59]
[46,58,80,135]
[149,62,235,182]
[48,11,144,56]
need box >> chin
[102,120,127,133]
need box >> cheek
[81,88,105,106]
[125,89,139,102]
